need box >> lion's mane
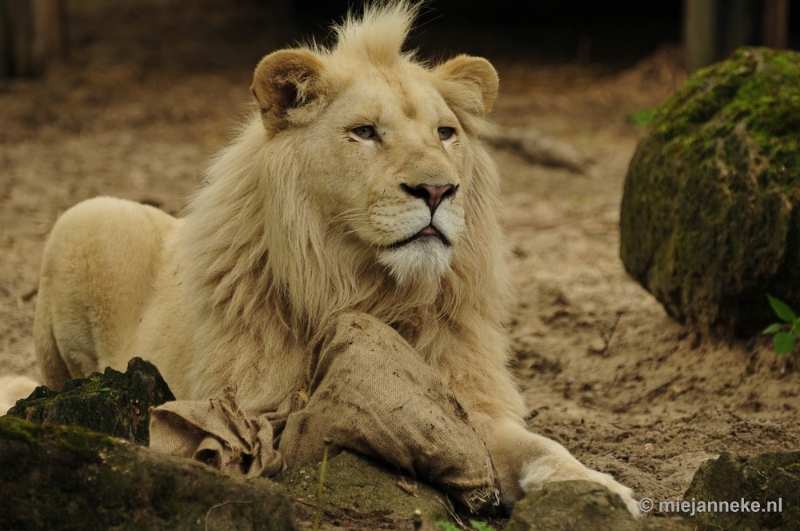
[181,2,512,389]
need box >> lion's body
[34,1,638,514]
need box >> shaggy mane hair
[329,1,421,66]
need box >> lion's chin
[378,237,452,285]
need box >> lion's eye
[353,126,377,139]
[438,127,455,141]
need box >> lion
[33,1,639,515]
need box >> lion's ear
[434,55,499,117]
[251,49,328,134]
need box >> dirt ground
[1,0,799,527]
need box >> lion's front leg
[486,418,640,517]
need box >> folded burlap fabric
[149,311,497,512]
[149,388,306,477]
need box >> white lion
[32,1,638,515]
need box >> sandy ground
[1,0,799,525]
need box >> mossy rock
[683,451,800,530]
[0,416,297,530]
[620,47,800,334]
[504,480,690,531]
[275,450,455,530]
[6,357,174,446]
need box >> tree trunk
[0,0,66,77]
[763,0,789,49]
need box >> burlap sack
[149,388,306,477]
[149,311,497,512]
[279,311,497,511]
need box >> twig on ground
[204,501,252,531]
[313,438,332,531]
[488,127,589,173]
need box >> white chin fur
[378,237,452,285]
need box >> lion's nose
[401,183,457,215]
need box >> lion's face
[251,48,498,285]
[311,66,471,284]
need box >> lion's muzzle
[400,183,458,216]
[388,223,450,249]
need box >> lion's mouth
[388,225,450,249]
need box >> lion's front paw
[584,470,640,518]
[520,459,641,518]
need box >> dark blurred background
[1,0,798,77]
[264,0,800,69]
[295,0,685,66]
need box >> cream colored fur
[0,375,38,413]
[33,1,638,515]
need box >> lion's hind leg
[34,197,175,390]
[35,276,102,390]
[33,293,74,390]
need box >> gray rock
[505,480,690,531]
[620,47,800,335]
[0,415,297,530]
[683,451,800,530]
[7,357,174,446]
[275,449,454,530]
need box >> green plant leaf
[434,522,460,531]
[627,107,656,127]
[763,323,782,335]
[767,294,797,323]
[470,521,495,531]
[773,331,796,355]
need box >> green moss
[0,415,118,459]
[620,47,800,333]
[0,415,42,444]
[17,376,110,412]
[55,424,118,458]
